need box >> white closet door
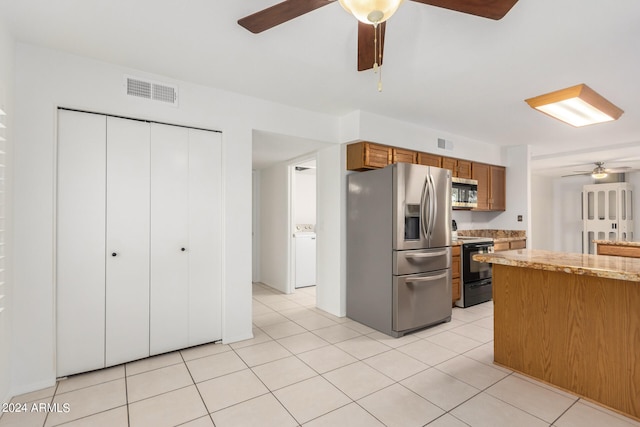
[188,129,222,345]
[105,116,150,366]
[57,110,106,376]
[150,123,189,355]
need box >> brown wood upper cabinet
[346,141,391,171]
[442,157,472,179]
[391,148,416,165]
[472,163,506,211]
[417,152,441,167]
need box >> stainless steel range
[455,237,494,308]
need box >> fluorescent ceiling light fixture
[525,84,623,127]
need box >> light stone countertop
[473,249,640,282]
[593,240,640,247]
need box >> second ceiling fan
[238,0,519,73]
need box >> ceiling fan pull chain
[377,23,383,92]
[373,22,379,73]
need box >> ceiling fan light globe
[592,172,608,179]
[338,0,404,24]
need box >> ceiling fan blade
[605,166,632,173]
[238,0,333,34]
[561,172,591,177]
[410,0,519,20]
[358,21,386,71]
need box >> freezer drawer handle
[406,272,448,283]
[405,250,448,259]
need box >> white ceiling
[2,0,640,174]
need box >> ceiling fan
[562,162,640,179]
[238,0,519,73]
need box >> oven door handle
[406,272,449,283]
[405,250,448,259]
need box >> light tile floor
[2,282,639,426]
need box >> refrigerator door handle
[405,250,448,258]
[406,272,449,283]
[420,175,429,239]
[427,174,436,238]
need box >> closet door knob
[111,252,117,257]
[181,247,186,252]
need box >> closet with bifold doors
[56,109,222,377]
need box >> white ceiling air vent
[125,75,178,107]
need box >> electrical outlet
[517,215,523,222]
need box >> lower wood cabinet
[494,239,526,252]
[451,245,461,303]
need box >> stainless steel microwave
[452,177,478,209]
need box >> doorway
[290,158,317,300]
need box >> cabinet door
[452,277,461,302]
[441,157,457,176]
[105,117,150,366]
[457,160,472,179]
[493,242,510,252]
[472,163,490,211]
[489,166,506,210]
[417,153,441,167]
[391,148,416,164]
[150,124,190,355]
[364,143,390,168]
[57,110,106,376]
[510,239,526,250]
[188,129,223,346]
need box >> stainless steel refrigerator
[347,162,452,337]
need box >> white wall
[258,164,289,293]
[316,144,346,316]
[628,172,640,241]
[531,175,554,250]
[11,43,338,396]
[0,18,14,405]
[481,145,531,235]
[537,172,640,254]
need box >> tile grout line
[40,381,60,427]
[256,288,500,424]
[179,348,217,426]
[124,364,130,427]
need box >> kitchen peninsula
[474,249,640,421]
